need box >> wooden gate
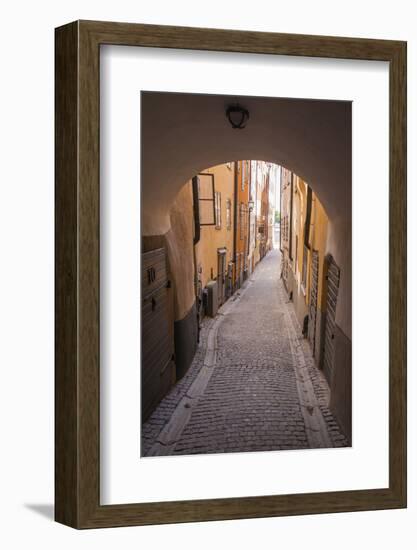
[141,248,175,422]
[308,250,319,356]
[322,255,340,386]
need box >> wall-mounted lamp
[226,104,249,129]
[248,200,255,211]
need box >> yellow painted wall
[310,196,329,309]
[281,170,329,330]
[195,163,235,290]
[294,176,306,282]
[291,175,329,312]
[236,160,250,282]
[252,161,270,266]
[280,167,293,284]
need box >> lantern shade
[226,104,249,129]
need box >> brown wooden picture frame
[55,20,407,529]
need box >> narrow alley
[142,248,348,456]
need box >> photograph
[52,18,406,529]
[0,0,412,543]
[140,91,352,457]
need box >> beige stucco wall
[166,182,196,321]
[294,176,306,278]
[195,164,235,289]
[141,93,351,238]
[293,177,330,313]
[165,163,237,322]
[311,197,329,308]
[325,215,352,340]
[283,174,350,341]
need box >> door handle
[147,266,156,284]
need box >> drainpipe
[192,176,200,245]
[247,162,251,259]
[233,161,238,264]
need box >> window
[215,191,222,229]
[304,186,313,247]
[192,174,216,244]
[193,174,216,226]
[226,199,232,230]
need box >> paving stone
[141,249,349,456]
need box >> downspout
[191,177,201,341]
[247,162,251,258]
[304,185,313,248]
[233,161,238,264]
[192,176,200,246]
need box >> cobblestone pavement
[141,248,348,456]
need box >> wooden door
[308,250,319,356]
[322,255,340,386]
[217,250,226,306]
[141,248,174,422]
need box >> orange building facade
[235,160,251,288]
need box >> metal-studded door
[322,254,340,386]
[308,250,319,356]
[141,248,175,422]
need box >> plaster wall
[141,92,351,246]
[195,163,235,291]
[166,182,196,321]
[236,161,250,279]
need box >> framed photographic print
[55,20,406,528]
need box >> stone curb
[282,287,333,449]
[148,279,254,456]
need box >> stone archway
[141,92,351,438]
[142,92,351,232]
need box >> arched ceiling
[141,91,351,235]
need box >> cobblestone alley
[142,248,348,456]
